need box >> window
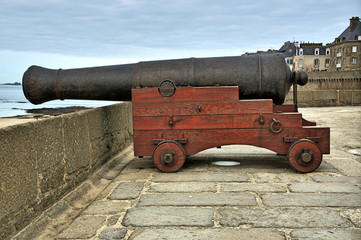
[314,59,320,67]
[352,57,357,64]
[325,59,330,67]
[299,59,303,68]
[315,48,319,55]
[299,48,303,56]
[326,48,330,55]
[352,46,357,52]
[358,35,361,40]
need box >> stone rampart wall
[0,103,132,239]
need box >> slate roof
[279,42,297,57]
[333,19,361,44]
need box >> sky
[0,0,360,83]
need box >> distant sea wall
[286,70,361,106]
[0,103,133,239]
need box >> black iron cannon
[23,53,307,105]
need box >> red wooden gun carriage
[23,53,330,173]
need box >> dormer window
[299,48,303,56]
[315,48,319,55]
[326,48,330,55]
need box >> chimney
[350,16,360,32]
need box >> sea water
[0,85,119,118]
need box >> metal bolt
[163,153,173,164]
[301,152,312,163]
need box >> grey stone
[252,172,310,183]
[219,208,347,228]
[291,229,361,240]
[123,207,213,227]
[221,183,286,193]
[108,182,145,200]
[149,182,217,193]
[261,193,361,207]
[312,175,361,184]
[342,208,361,227]
[131,228,285,240]
[152,172,249,182]
[289,182,361,193]
[138,193,257,206]
[99,228,127,239]
[82,201,130,215]
[325,158,361,176]
[56,215,106,239]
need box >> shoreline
[0,106,90,128]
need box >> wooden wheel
[153,140,186,172]
[287,139,322,173]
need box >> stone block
[288,182,361,193]
[62,112,92,176]
[219,208,347,228]
[152,172,249,182]
[221,183,286,193]
[291,229,361,240]
[33,117,64,172]
[108,182,145,200]
[352,90,361,104]
[311,175,361,184]
[297,90,313,104]
[325,158,361,176]
[339,90,353,104]
[149,182,217,193]
[82,200,130,215]
[342,208,361,227]
[261,193,361,207]
[56,215,106,239]
[99,228,127,239]
[313,90,338,101]
[130,228,285,240]
[138,193,256,206]
[252,172,310,183]
[123,207,213,227]
[0,123,37,222]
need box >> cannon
[23,53,330,173]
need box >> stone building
[279,41,297,70]
[329,16,361,71]
[293,42,331,72]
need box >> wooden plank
[133,113,303,130]
[273,104,296,113]
[131,86,239,102]
[133,99,273,117]
[133,127,330,156]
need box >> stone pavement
[12,107,361,240]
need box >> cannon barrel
[23,53,307,105]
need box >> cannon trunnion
[22,53,330,173]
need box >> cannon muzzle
[23,53,307,105]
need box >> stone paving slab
[261,193,361,207]
[148,182,217,192]
[130,228,285,240]
[291,229,361,240]
[288,182,361,193]
[311,175,361,184]
[81,200,130,215]
[108,182,145,200]
[152,172,249,182]
[56,215,106,239]
[219,208,348,228]
[123,207,214,227]
[221,183,286,192]
[138,193,257,206]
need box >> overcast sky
[0,0,360,83]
